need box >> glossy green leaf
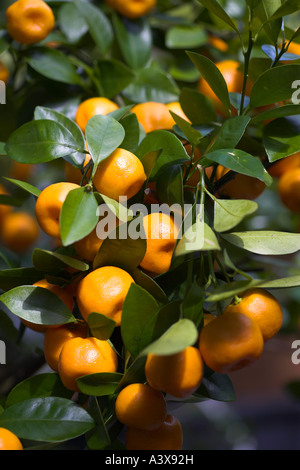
[121,284,159,357]
[205,149,266,182]
[252,104,300,123]
[58,2,88,43]
[0,286,76,326]
[88,312,116,341]
[122,67,179,104]
[208,116,251,153]
[85,115,125,170]
[97,59,135,99]
[182,283,204,328]
[26,48,83,85]
[77,373,123,397]
[140,318,198,356]
[197,0,239,32]
[222,231,300,255]
[32,248,89,274]
[5,374,72,408]
[175,220,220,257]
[180,87,217,125]
[60,187,99,246]
[34,106,86,166]
[156,165,184,208]
[74,0,113,54]
[259,275,300,289]
[254,0,282,43]
[3,178,41,198]
[112,14,152,69]
[0,267,42,292]
[263,116,300,162]
[119,113,140,154]
[250,64,300,108]
[214,199,258,233]
[206,279,263,303]
[5,120,80,164]
[0,397,95,442]
[194,372,236,402]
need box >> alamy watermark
[291,80,300,105]
[0,80,6,104]
[0,340,6,364]
[291,340,300,365]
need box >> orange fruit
[9,161,32,181]
[76,266,135,326]
[125,414,183,451]
[203,313,216,326]
[75,97,119,133]
[208,35,229,53]
[224,288,283,343]
[105,0,156,19]
[278,167,300,213]
[216,165,265,200]
[0,428,23,450]
[198,60,252,116]
[35,182,80,239]
[131,102,175,134]
[199,311,264,374]
[65,154,92,185]
[0,211,39,253]
[115,383,167,431]
[6,0,55,45]
[140,212,179,276]
[283,40,300,57]
[0,184,13,223]
[93,148,147,201]
[268,153,300,178]
[58,336,118,392]
[43,321,88,371]
[0,62,9,84]
[22,279,75,332]
[145,346,203,398]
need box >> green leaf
[251,104,300,123]
[156,165,184,208]
[171,113,203,148]
[0,267,42,292]
[182,283,204,328]
[74,0,113,54]
[121,284,159,357]
[5,120,80,164]
[180,87,217,125]
[97,193,133,223]
[206,279,263,303]
[85,115,125,170]
[208,116,251,153]
[197,0,239,33]
[87,312,116,341]
[250,64,300,108]
[214,199,258,232]
[60,187,99,246]
[270,0,300,20]
[136,130,189,179]
[166,25,208,49]
[0,397,95,442]
[119,113,140,154]
[187,52,231,115]
[129,267,169,304]
[112,14,152,69]
[122,67,179,104]
[0,286,76,326]
[140,318,198,356]
[3,178,41,198]
[263,116,300,162]
[34,106,86,167]
[254,0,282,43]
[5,374,72,408]
[97,59,135,100]
[32,248,89,274]
[258,275,300,289]
[26,48,83,86]
[222,231,300,255]
[58,2,88,43]
[93,219,147,272]
[175,220,220,257]
[205,149,266,182]
[77,373,123,397]
[194,372,236,402]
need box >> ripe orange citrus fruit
[105,0,156,19]
[278,167,300,213]
[145,346,203,398]
[58,336,118,392]
[199,311,264,374]
[93,148,147,201]
[131,102,175,134]
[0,184,13,224]
[198,60,252,116]
[43,321,88,371]
[125,414,183,451]
[268,153,300,178]
[76,266,135,326]
[216,165,265,200]
[0,62,9,84]
[9,161,33,181]
[224,288,283,343]
[6,0,55,45]
[35,182,80,239]
[0,428,23,450]
[208,35,229,52]
[75,97,119,133]
[0,211,39,254]
[115,383,167,431]
[140,212,179,276]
